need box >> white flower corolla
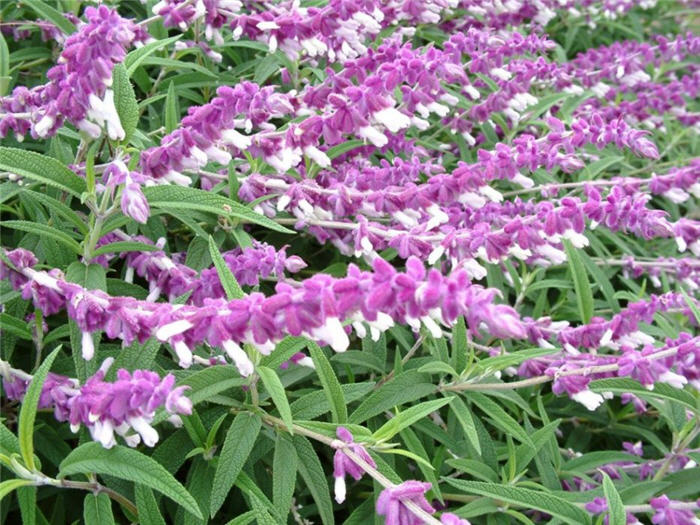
[572,389,605,411]
[221,128,252,150]
[81,331,95,360]
[156,320,194,341]
[129,416,159,447]
[311,317,349,352]
[373,107,411,134]
[358,125,388,147]
[223,339,254,377]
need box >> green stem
[653,425,700,481]
[55,478,138,516]
[83,215,105,262]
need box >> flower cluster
[95,232,307,302]
[1,248,526,374]
[376,481,471,525]
[0,6,148,140]
[1,1,699,523]
[2,358,191,448]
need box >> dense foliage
[0,1,699,524]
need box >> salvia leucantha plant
[0,0,699,524]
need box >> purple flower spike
[332,426,376,504]
[650,495,699,525]
[0,6,147,140]
[3,359,192,449]
[376,480,435,525]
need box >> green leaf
[210,413,261,517]
[522,92,575,122]
[399,427,441,496]
[308,341,347,424]
[254,54,281,85]
[125,36,182,76]
[451,316,467,372]
[1,220,81,253]
[562,238,594,323]
[373,398,453,442]
[92,241,159,257]
[16,485,36,525]
[165,81,180,133]
[22,0,76,34]
[0,313,32,340]
[562,451,643,473]
[326,140,364,160]
[662,467,700,499]
[331,350,385,374]
[294,435,335,525]
[349,370,434,424]
[0,421,20,455]
[450,396,482,455]
[257,366,293,432]
[21,190,89,235]
[0,148,86,197]
[558,91,593,121]
[585,156,624,180]
[444,480,590,525]
[417,361,457,376]
[291,383,374,420]
[139,57,218,78]
[476,347,558,373]
[580,250,620,312]
[248,491,278,525]
[380,444,436,472]
[112,64,139,142]
[205,413,228,451]
[446,459,498,482]
[143,185,294,234]
[208,235,244,299]
[468,393,533,447]
[514,419,561,474]
[19,347,61,471]
[0,479,34,501]
[108,338,160,382]
[59,443,202,519]
[681,290,700,325]
[83,493,115,525]
[272,433,297,519]
[176,365,247,406]
[0,34,9,96]
[235,471,281,522]
[260,336,307,369]
[602,474,625,525]
[135,485,166,525]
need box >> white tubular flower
[373,107,411,133]
[358,126,388,147]
[221,128,252,150]
[304,145,331,167]
[312,317,349,352]
[334,476,347,504]
[222,340,254,377]
[81,331,95,360]
[572,390,605,411]
[129,416,159,447]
